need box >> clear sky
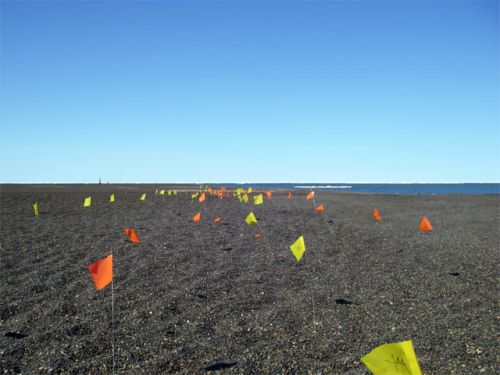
[1,0,498,183]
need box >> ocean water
[217,183,500,195]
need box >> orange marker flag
[266,191,272,200]
[306,191,315,200]
[214,217,222,223]
[193,212,201,222]
[373,208,382,222]
[199,192,206,203]
[419,216,432,232]
[254,233,262,239]
[288,191,292,199]
[123,227,141,243]
[88,254,113,290]
[315,204,324,213]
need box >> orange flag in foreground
[373,208,382,222]
[419,217,432,232]
[88,254,113,290]
[214,217,222,223]
[288,191,292,199]
[306,191,315,200]
[315,204,324,213]
[124,228,141,243]
[193,212,201,222]
[266,191,272,200]
[199,193,206,203]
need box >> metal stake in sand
[285,193,319,330]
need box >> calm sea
[217,183,500,195]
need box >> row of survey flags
[83,186,425,374]
[31,190,434,233]
[32,190,434,232]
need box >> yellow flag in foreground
[253,194,264,205]
[33,202,39,217]
[160,189,165,195]
[242,194,249,203]
[361,340,422,375]
[245,212,257,225]
[140,193,146,201]
[110,194,115,202]
[290,236,306,261]
[83,197,91,207]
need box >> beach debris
[140,193,146,201]
[245,212,257,226]
[33,201,39,217]
[315,204,325,213]
[83,197,91,207]
[124,228,141,243]
[193,212,201,222]
[335,298,352,305]
[253,194,264,205]
[306,191,315,200]
[290,236,306,261]
[5,331,28,339]
[87,254,113,290]
[361,340,422,375]
[419,217,433,232]
[205,362,237,371]
[109,194,115,202]
[373,208,382,222]
[449,272,460,276]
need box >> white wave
[294,185,352,189]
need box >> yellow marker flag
[173,190,177,195]
[83,197,91,207]
[253,194,264,205]
[155,189,158,195]
[140,193,146,201]
[237,195,243,202]
[245,212,257,225]
[168,190,172,196]
[110,194,115,202]
[247,187,253,193]
[361,340,422,375]
[290,236,306,261]
[160,189,165,195]
[242,194,249,203]
[191,193,197,199]
[33,202,39,217]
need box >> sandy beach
[1,185,498,374]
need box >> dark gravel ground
[0,184,498,374]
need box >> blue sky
[1,1,498,183]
